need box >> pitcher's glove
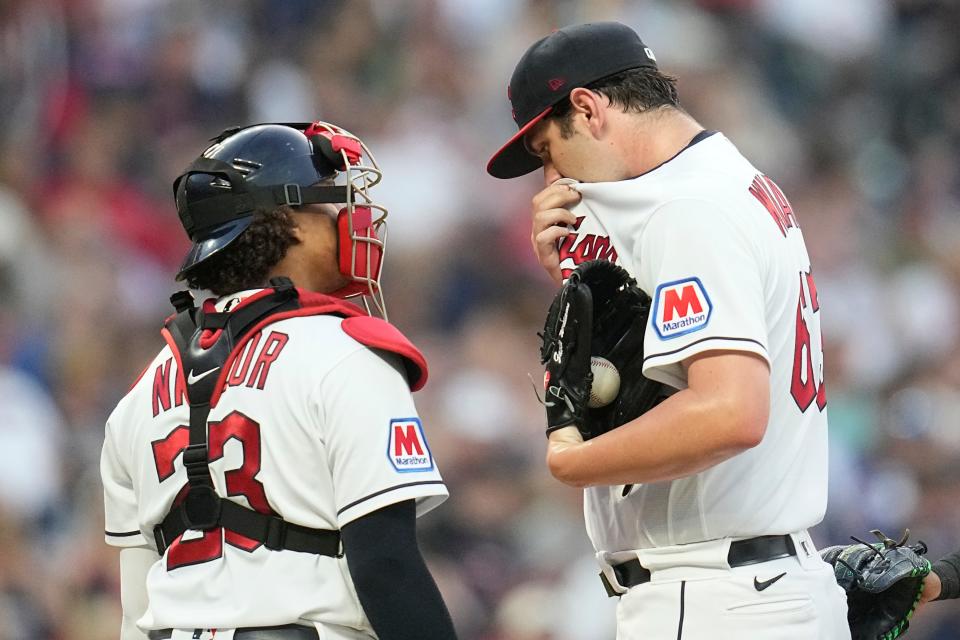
[538,260,667,440]
[820,529,932,640]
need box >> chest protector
[154,278,427,557]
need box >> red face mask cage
[303,121,389,320]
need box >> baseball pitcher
[489,22,847,639]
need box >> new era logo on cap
[548,77,566,91]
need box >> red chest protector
[154,278,427,556]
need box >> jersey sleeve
[636,199,770,389]
[314,347,448,528]
[101,419,147,547]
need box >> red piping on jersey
[158,290,295,400]
[199,289,427,407]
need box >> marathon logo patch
[652,277,712,339]
[387,418,434,473]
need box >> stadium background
[0,0,958,638]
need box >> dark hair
[550,67,680,137]
[185,206,300,295]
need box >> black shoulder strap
[155,279,341,558]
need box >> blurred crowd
[0,0,958,638]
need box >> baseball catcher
[100,122,457,640]
[539,259,666,441]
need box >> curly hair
[185,206,300,295]
[549,67,680,138]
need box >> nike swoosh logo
[187,367,220,385]
[754,572,787,591]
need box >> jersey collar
[215,289,264,312]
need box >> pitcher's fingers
[532,184,581,211]
[532,207,578,239]
[533,224,570,261]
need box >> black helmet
[173,123,352,280]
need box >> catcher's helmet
[174,121,389,316]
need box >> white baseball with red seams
[588,356,620,408]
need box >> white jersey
[101,293,447,633]
[559,132,828,554]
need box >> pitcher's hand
[531,182,581,284]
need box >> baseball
[588,356,620,408]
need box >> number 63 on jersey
[792,269,826,413]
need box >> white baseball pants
[605,531,851,639]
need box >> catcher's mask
[173,121,389,317]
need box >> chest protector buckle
[181,485,221,531]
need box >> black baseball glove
[820,529,932,640]
[538,260,667,440]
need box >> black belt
[600,534,797,597]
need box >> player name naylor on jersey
[652,277,713,339]
[387,418,434,473]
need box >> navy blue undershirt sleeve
[341,500,458,639]
[933,551,960,601]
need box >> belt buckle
[599,565,629,598]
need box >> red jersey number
[791,271,826,412]
[151,411,276,570]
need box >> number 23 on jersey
[152,411,273,570]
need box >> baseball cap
[486,22,658,179]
